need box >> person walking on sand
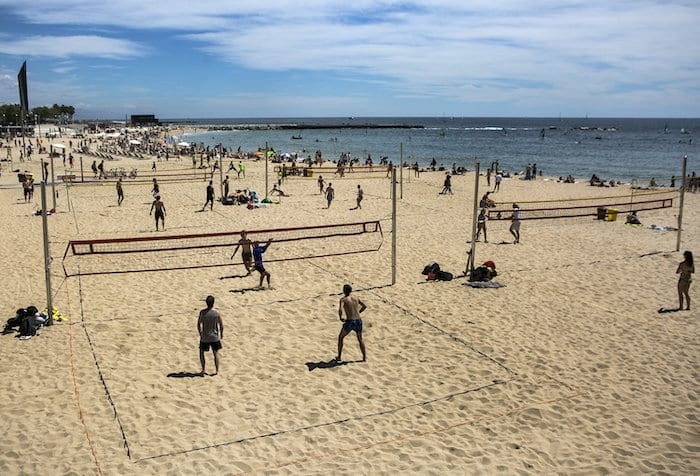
[253,238,272,288]
[493,172,502,192]
[325,183,335,208]
[231,231,254,274]
[201,180,215,211]
[509,203,521,244]
[486,168,491,187]
[238,161,245,178]
[476,208,488,242]
[355,184,363,209]
[151,178,160,198]
[198,295,223,376]
[116,178,124,206]
[336,284,367,362]
[318,175,325,194]
[677,250,694,310]
[223,175,230,200]
[440,173,453,195]
[149,194,166,231]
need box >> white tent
[51,144,66,149]
[177,141,191,147]
[129,139,141,145]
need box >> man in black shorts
[149,194,166,231]
[336,284,367,362]
[201,180,215,211]
[198,295,223,376]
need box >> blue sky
[0,0,698,119]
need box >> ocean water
[173,117,698,184]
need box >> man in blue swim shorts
[336,284,367,362]
[253,238,272,289]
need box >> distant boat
[291,135,302,140]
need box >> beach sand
[0,141,697,474]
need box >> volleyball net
[62,221,383,276]
[487,197,674,221]
[276,164,391,179]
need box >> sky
[0,0,698,119]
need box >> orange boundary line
[66,281,104,476]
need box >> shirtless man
[336,284,367,362]
[231,231,254,274]
[355,184,363,209]
[116,178,124,206]
[149,194,166,231]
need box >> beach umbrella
[177,141,190,148]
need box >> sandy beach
[0,135,697,474]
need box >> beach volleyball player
[336,284,367,362]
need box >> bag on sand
[422,263,440,275]
[19,314,36,337]
[437,270,453,281]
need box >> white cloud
[0,1,698,115]
[0,35,144,59]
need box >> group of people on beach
[198,282,367,375]
[196,231,368,375]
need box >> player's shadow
[305,359,362,371]
[230,286,267,294]
[219,273,249,280]
[167,371,206,378]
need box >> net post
[399,142,403,199]
[265,142,269,200]
[50,154,56,212]
[466,161,480,275]
[41,182,53,325]
[218,147,223,201]
[80,156,84,183]
[676,155,687,252]
[391,167,397,285]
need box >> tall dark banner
[18,61,29,114]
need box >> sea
[170,117,698,184]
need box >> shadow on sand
[305,359,363,372]
[167,371,206,378]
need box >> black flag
[18,61,29,114]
